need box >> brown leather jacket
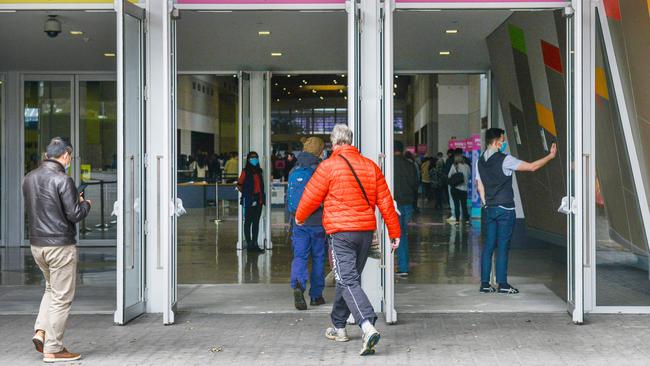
[22,160,91,246]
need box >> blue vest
[477,152,515,208]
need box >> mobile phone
[77,183,88,195]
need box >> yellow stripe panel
[595,67,609,100]
[536,102,557,137]
[647,0,650,17]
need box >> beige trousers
[31,245,77,354]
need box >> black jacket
[393,155,419,205]
[22,160,91,246]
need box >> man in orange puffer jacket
[295,124,400,356]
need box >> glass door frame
[115,0,147,325]
[0,73,5,246]
[587,1,650,315]
[382,0,584,323]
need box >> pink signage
[396,0,559,2]
[177,0,345,4]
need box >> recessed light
[344,96,347,100]
[339,90,343,94]
[320,96,324,100]
[439,51,451,56]
[287,74,291,77]
[341,74,345,77]
[287,91,291,95]
[274,83,279,86]
[445,29,458,34]
[299,85,303,88]
[258,31,271,35]
[302,80,307,84]
[276,99,280,102]
[394,83,397,88]
[70,30,84,35]
[282,87,286,91]
[333,80,338,84]
[271,52,282,57]
[312,89,317,94]
[104,53,116,57]
[233,74,237,78]
[298,98,302,101]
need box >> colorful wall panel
[487,10,567,238]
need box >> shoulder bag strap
[339,155,371,207]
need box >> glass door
[165,14,179,325]
[380,0,396,324]
[565,11,584,324]
[237,71,251,251]
[115,0,146,325]
[23,76,74,241]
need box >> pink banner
[177,0,345,4]
[396,0,559,2]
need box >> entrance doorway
[0,10,118,314]
[383,4,584,322]
[172,9,351,315]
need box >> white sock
[360,320,374,333]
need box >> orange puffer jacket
[295,145,401,239]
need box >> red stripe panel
[603,0,622,21]
[541,40,563,75]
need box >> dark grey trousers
[330,231,377,328]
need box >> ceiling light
[258,31,271,36]
[276,99,280,102]
[302,80,307,84]
[287,74,291,77]
[393,92,396,96]
[339,90,343,94]
[344,96,347,100]
[299,85,303,88]
[274,83,279,86]
[333,80,338,84]
[287,91,291,95]
[271,52,282,57]
[70,30,84,35]
[320,96,324,100]
[312,89,317,94]
[298,98,302,101]
[445,29,458,34]
[282,87,286,91]
[233,74,237,78]
[104,53,116,57]
[395,75,399,79]
[341,74,345,77]
[439,51,451,56]
[394,83,397,88]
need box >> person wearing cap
[288,137,327,310]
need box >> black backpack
[447,165,465,187]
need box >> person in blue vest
[287,137,327,310]
[476,128,556,294]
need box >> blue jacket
[291,152,323,227]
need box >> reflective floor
[177,201,568,313]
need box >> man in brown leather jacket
[22,137,92,363]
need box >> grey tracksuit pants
[330,231,377,329]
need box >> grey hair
[330,124,353,146]
[46,137,73,159]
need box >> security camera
[44,15,62,38]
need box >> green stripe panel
[508,24,527,54]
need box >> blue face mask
[249,158,259,166]
[499,141,509,153]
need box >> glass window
[23,80,72,239]
[78,80,118,240]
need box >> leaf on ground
[210,346,223,353]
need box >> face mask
[249,158,259,166]
[499,141,509,153]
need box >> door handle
[130,155,136,270]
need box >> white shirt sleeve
[502,155,523,176]
[474,161,481,182]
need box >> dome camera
[44,15,62,38]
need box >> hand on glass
[549,143,558,159]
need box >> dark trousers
[481,207,516,284]
[451,188,470,221]
[434,186,445,209]
[330,231,377,329]
[244,204,262,248]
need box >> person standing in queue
[23,137,92,363]
[287,137,327,310]
[448,151,471,225]
[476,128,557,294]
[237,152,266,253]
[295,124,400,356]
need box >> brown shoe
[32,330,45,353]
[43,348,81,363]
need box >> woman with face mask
[237,151,266,252]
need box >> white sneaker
[360,326,380,356]
[325,327,349,342]
[446,216,457,224]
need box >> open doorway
[391,9,570,313]
[174,10,348,313]
[0,10,117,313]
